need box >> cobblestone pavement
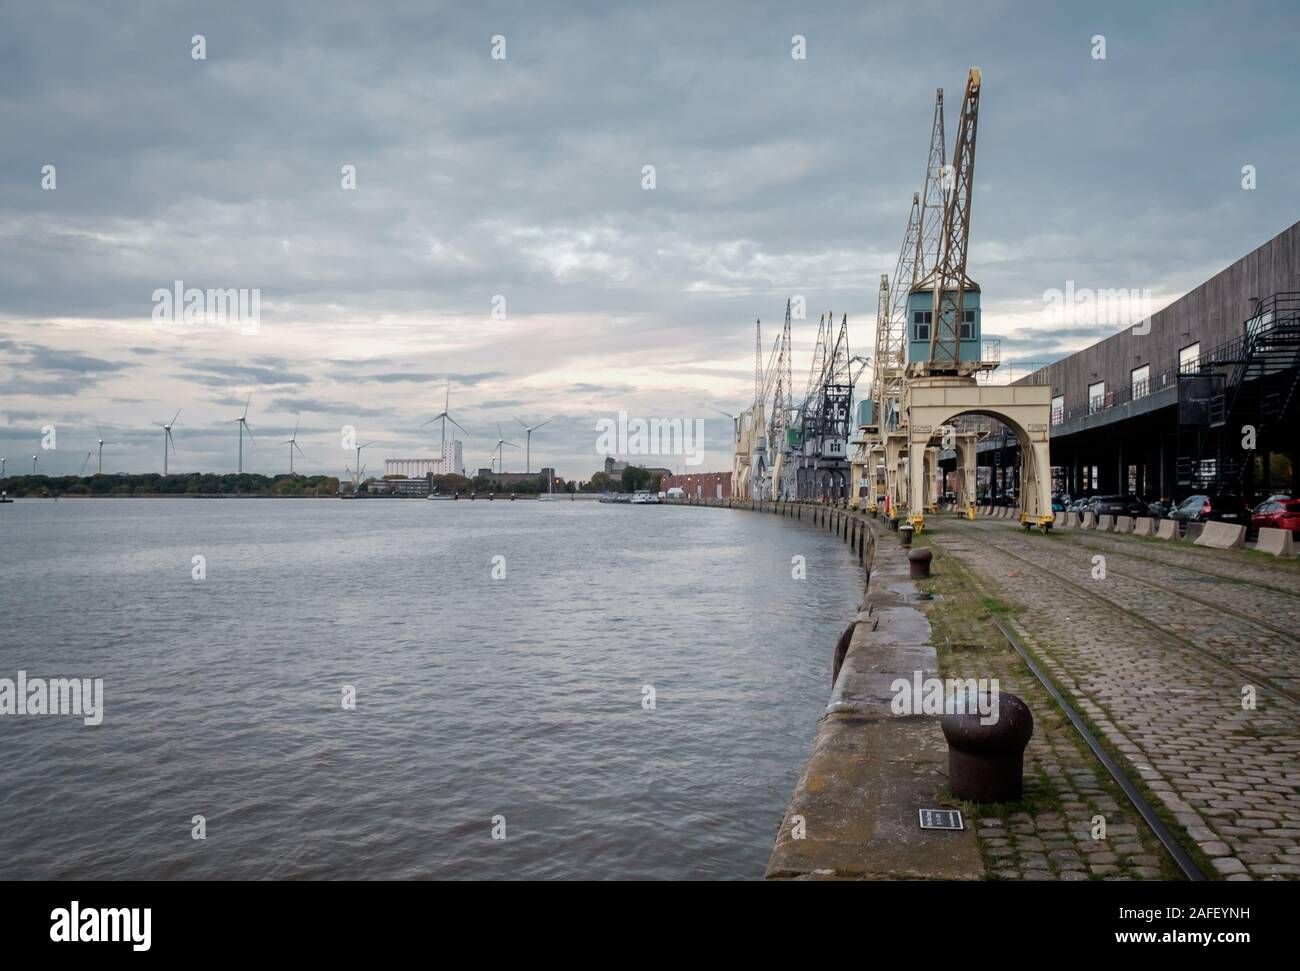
[922,516,1300,881]
[921,554,1178,880]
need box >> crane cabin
[905,285,983,375]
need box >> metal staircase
[1179,293,1300,492]
[1218,293,1300,429]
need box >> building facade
[661,471,732,498]
[993,219,1300,500]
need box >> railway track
[1059,530,1300,602]
[987,615,1207,881]
[948,526,1300,707]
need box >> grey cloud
[1,1,1295,476]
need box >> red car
[1250,498,1300,537]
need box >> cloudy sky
[1,0,1296,478]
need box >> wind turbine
[281,419,306,474]
[229,393,256,473]
[155,410,180,475]
[421,381,469,471]
[94,424,118,474]
[352,442,374,488]
[1,457,5,479]
[492,423,520,473]
[32,454,39,475]
[514,416,552,474]
[709,406,740,441]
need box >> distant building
[474,469,546,490]
[369,477,430,496]
[385,440,463,478]
[662,471,731,499]
[600,456,673,484]
[385,458,441,478]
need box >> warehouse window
[1051,394,1064,426]
[1179,342,1200,373]
[1087,380,1106,415]
[1131,364,1150,400]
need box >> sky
[1,0,1297,479]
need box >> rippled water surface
[1,498,864,879]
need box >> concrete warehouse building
[940,219,1300,501]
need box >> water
[0,498,864,879]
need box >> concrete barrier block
[1156,519,1178,540]
[1256,527,1296,557]
[1194,521,1246,550]
[1132,517,1153,536]
[1114,515,1132,534]
[1097,514,1114,532]
[1054,511,1066,528]
[1066,512,1080,528]
[1082,511,1096,529]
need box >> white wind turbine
[491,423,520,473]
[281,419,306,475]
[32,454,39,475]
[229,393,256,473]
[94,424,118,474]
[156,409,180,475]
[352,441,374,488]
[420,381,469,472]
[709,405,740,442]
[514,416,552,474]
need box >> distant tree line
[0,473,341,497]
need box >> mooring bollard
[940,692,1033,803]
[899,524,914,547]
[907,548,931,579]
[888,517,899,532]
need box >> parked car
[1086,494,1147,518]
[1250,498,1300,537]
[1069,497,1090,513]
[1050,497,1068,513]
[1170,492,1250,527]
[1145,496,1175,520]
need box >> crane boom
[929,67,981,370]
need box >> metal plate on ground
[918,809,964,831]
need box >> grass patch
[979,594,1017,616]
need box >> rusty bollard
[899,524,914,547]
[941,691,1033,803]
[907,548,931,579]
[888,516,899,532]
